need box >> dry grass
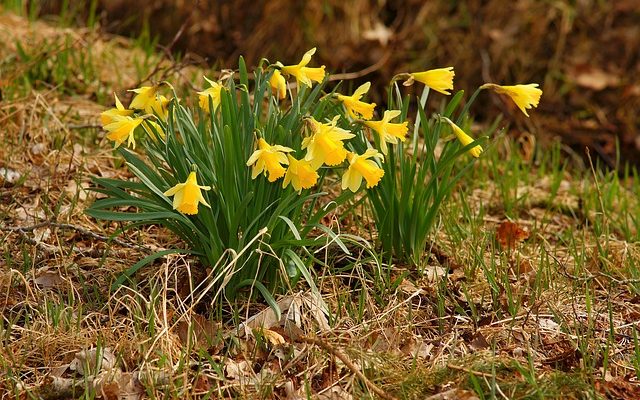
[2,9,640,400]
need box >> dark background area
[37,0,640,168]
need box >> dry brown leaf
[316,386,354,400]
[574,67,620,91]
[225,359,253,384]
[423,265,447,282]
[426,389,480,400]
[65,179,88,201]
[69,347,117,376]
[596,375,640,400]
[192,374,211,394]
[258,328,286,346]
[496,221,529,250]
[175,313,221,351]
[469,331,490,351]
[33,268,65,288]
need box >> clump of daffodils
[90,49,542,300]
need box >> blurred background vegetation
[33,0,640,167]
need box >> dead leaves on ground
[496,220,530,251]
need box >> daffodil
[481,83,542,117]
[279,48,326,88]
[407,67,455,95]
[364,110,409,155]
[163,171,211,215]
[100,93,133,126]
[246,138,294,182]
[283,155,319,193]
[129,85,159,114]
[441,117,482,158]
[104,116,144,149]
[151,94,170,121]
[301,116,355,168]
[198,77,223,113]
[142,120,165,141]
[336,82,376,120]
[342,150,385,192]
[269,70,287,100]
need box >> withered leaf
[496,221,529,250]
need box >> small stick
[1,220,152,252]
[299,336,398,400]
[446,363,505,381]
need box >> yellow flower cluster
[101,49,543,216]
[250,49,392,194]
[100,86,170,149]
[249,53,526,195]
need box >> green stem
[413,86,430,154]
[456,87,484,125]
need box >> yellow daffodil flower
[100,93,133,126]
[246,138,294,182]
[481,83,542,117]
[441,117,483,158]
[104,116,144,149]
[336,82,376,120]
[269,70,287,100]
[151,94,170,121]
[407,67,455,95]
[279,48,326,88]
[364,110,409,155]
[129,85,159,113]
[142,120,165,141]
[301,116,355,168]
[163,171,211,215]
[198,77,223,113]
[283,154,319,193]
[342,150,385,192]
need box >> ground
[1,9,640,400]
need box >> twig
[551,253,640,284]
[446,363,505,381]
[329,51,391,81]
[1,220,152,253]
[298,336,398,400]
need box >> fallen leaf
[0,167,21,186]
[31,143,47,155]
[225,359,253,383]
[470,331,490,351]
[496,221,529,250]
[66,179,88,201]
[426,389,480,400]
[422,265,447,282]
[69,347,116,376]
[574,67,620,91]
[317,386,354,400]
[596,375,640,400]
[192,374,211,394]
[539,318,561,332]
[258,328,286,346]
[33,268,65,288]
[175,313,221,351]
[362,21,393,46]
